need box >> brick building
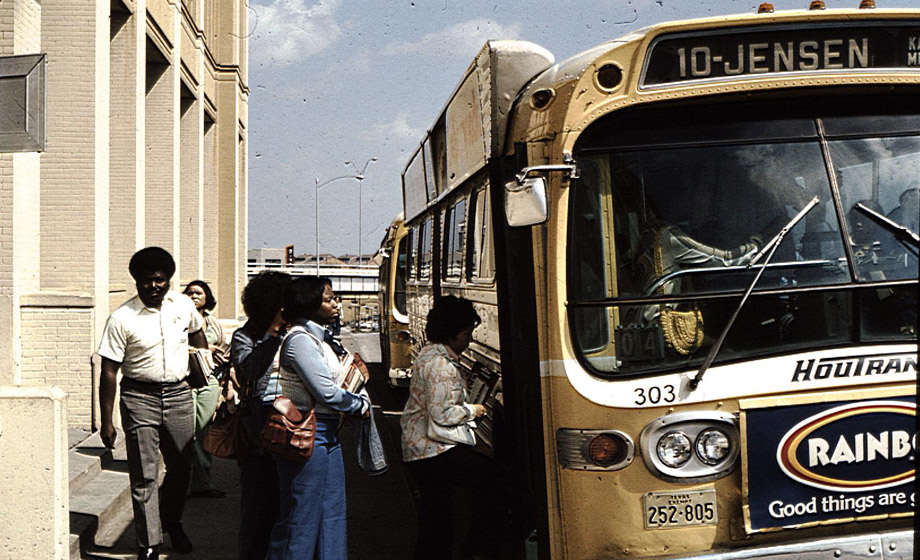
[0,1,248,556]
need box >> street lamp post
[314,173,362,274]
[344,157,377,265]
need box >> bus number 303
[634,384,676,406]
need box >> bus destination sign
[642,24,920,87]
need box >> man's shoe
[164,523,194,554]
[137,546,159,560]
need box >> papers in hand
[340,352,367,393]
[188,348,214,389]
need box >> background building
[0,1,248,557]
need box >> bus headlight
[640,412,739,483]
[696,429,731,465]
[657,431,692,467]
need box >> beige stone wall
[109,2,144,306]
[0,0,249,425]
[0,0,42,387]
[41,0,109,296]
[0,1,248,555]
[0,387,69,559]
[202,113,220,289]
[20,299,95,428]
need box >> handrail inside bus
[643,258,833,296]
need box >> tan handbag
[203,401,247,460]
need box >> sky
[246,0,920,258]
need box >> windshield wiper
[855,202,920,253]
[687,197,819,392]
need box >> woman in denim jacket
[267,276,370,560]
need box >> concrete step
[70,468,133,548]
[68,431,133,557]
[70,533,81,560]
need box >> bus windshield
[568,100,919,377]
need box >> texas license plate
[644,490,718,529]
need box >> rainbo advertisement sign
[744,397,915,531]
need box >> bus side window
[419,218,433,281]
[406,227,417,282]
[396,234,409,314]
[443,197,467,281]
[468,186,495,282]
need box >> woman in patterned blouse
[401,296,497,560]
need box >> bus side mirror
[505,175,548,227]
[504,163,579,227]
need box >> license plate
[644,490,718,529]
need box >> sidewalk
[85,329,416,560]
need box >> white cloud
[371,112,424,143]
[383,18,523,60]
[250,0,344,65]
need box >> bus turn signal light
[587,434,623,467]
[556,428,634,471]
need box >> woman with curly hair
[230,271,293,560]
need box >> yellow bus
[400,5,917,559]
[377,214,412,387]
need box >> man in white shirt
[97,247,208,560]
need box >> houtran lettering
[791,354,916,382]
[808,430,915,467]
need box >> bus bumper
[650,529,912,560]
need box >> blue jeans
[268,416,346,560]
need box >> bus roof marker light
[859,0,876,7]
[809,0,826,9]
[757,3,774,13]
[530,88,555,110]
[595,64,623,91]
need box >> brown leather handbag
[203,400,247,460]
[259,396,316,462]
